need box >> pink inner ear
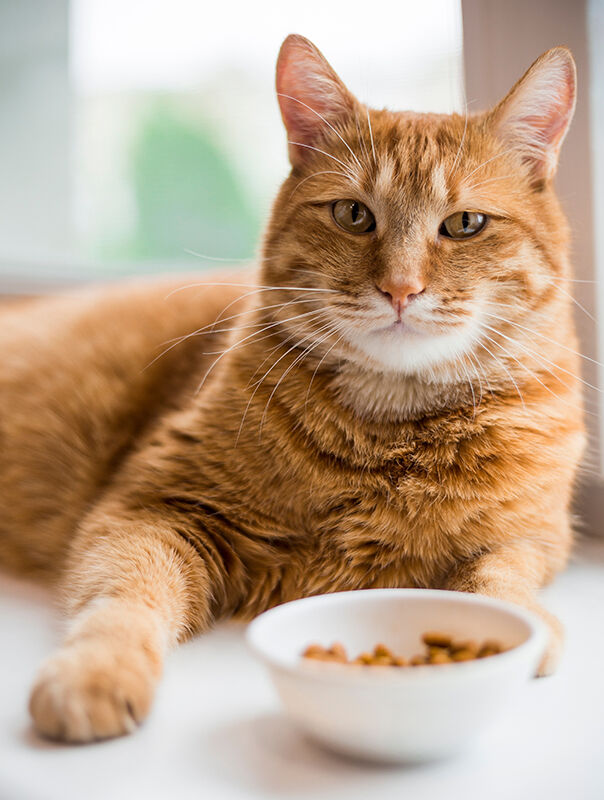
[494,50,576,183]
[276,37,354,156]
[525,69,575,149]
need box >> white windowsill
[1,537,603,800]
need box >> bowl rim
[246,588,548,684]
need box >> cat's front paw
[29,640,158,742]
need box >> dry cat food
[302,631,505,667]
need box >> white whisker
[366,107,376,165]
[164,282,336,300]
[354,113,371,169]
[480,320,599,393]
[278,93,363,173]
[448,108,468,179]
[195,307,329,395]
[143,296,328,371]
[289,170,352,200]
[475,336,526,410]
[456,353,477,414]
[478,328,590,415]
[287,141,356,176]
[467,349,494,401]
[182,248,254,263]
[305,330,347,407]
[460,146,520,185]
[544,280,596,322]
[464,174,516,191]
[481,310,604,369]
[247,314,334,390]
[237,317,337,444]
[258,322,344,435]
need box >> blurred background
[0,0,463,283]
[0,0,602,531]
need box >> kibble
[302,632,506,668]
[422,631,453,648]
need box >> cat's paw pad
[29,643,157,742]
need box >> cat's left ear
[276,34,359,167]
[488,47,576,186]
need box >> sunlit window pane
[0,0,464,283]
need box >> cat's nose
[376,277,425,314]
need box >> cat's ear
[488,47,576,187]
[276,34,358,167]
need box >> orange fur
[1,37,584,742]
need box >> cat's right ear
[488,47,576,187]
[276,34,358,167]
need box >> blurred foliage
[113,101,260,263]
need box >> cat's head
[261,35,576,403]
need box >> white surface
[248,589,545,762]
[1,541,604,800]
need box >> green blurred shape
[118,101,259,264]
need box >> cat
[0,34,584,743]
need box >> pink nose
[376,278,425,313]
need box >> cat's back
[0,270,251,579]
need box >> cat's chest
[303,422,502,562]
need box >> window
[0,0,463,287]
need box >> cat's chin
[346,318,480,377]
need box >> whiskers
[234,313,347,443]
[542,278,596,322]
[480,307,603,370]
[458,145,522,186]
[143,282,339,374]
[469,306,600,418]
[194,305,334,395]
[279,91,379,181]
[365,107,376,165]
[447,104,468,180]
[257,318,347,437]
[287,141,358,180]
[474,335,527,410]
[289,170,353,199]
[278,93,363,173]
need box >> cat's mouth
[373,318,431,338]
[341,309,481,375]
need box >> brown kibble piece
[429,649,451,664]
[303,644,327,659]
[478,640,502,656]
[478,643,503,658]
[451,648,475,662]
[302,634,505,668]
[306,652,332,662]
[450,640,478,656]
[328,642,348,661]
[422,631,453,648]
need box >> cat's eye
[439,211,487,239]
[332,200,376,234]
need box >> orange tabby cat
[0,35,584,742]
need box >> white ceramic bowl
[246,589,547,763]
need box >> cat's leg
[444,538,568,677]
[29,517,214,742]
